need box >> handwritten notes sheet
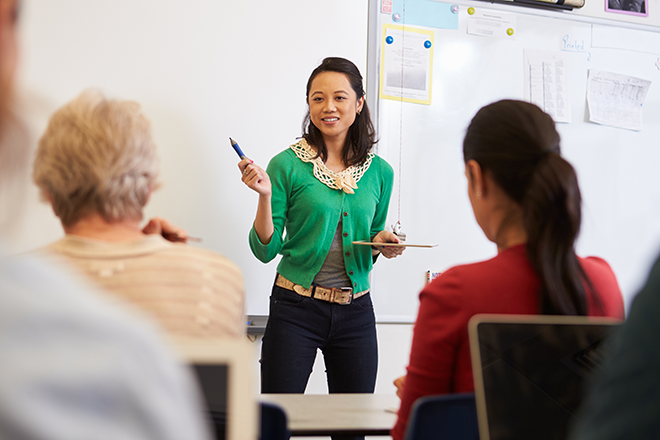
[587,70,651,131]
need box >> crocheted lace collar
[290,139,373,194]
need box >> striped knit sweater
[41,234,245,340]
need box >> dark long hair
[463,99,596,315]
[302,57,376,167]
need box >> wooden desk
[259,393,399,436]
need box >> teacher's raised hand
[239,158,271,196]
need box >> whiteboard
[13,0,368,316]
[368,1,660,322]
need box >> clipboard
[352,241,438,248]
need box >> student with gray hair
[34,89,160,231]
[32,89,245,341]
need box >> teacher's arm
[245,153,290,264]
[370,159,403,259]
[239,158,273,244]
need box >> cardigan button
[343,232,348,237]
[345,252,350,256]
[349,270,354,275]
[354,282,357,287]
[343,212,348,217]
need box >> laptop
[468,314,621,440]
[170,338,258,440]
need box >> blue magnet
[392,12,402,22]
[424,40,432,49]
[386,36,394,44]
[451,4,459,13]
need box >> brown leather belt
[275,274,368,305]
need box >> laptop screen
[192,364,229,439]
[468,315,621,440]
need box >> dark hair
[302,57,376,166]
[463,99,597,316]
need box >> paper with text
[380,24,434,105]
[467,9,517,40]
[524,49,572,123]
[587,70,651,131]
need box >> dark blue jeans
[261,283,378,393]
[261,283,378,439]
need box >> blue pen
[229,137,247,160]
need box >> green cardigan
[249,145,394,292]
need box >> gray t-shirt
[312,219,352,288]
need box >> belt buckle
[293,284,310,297]
[338,287,353,305]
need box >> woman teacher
[238,57,403,403]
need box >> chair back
[468,314,621,440]
[260,402,289,440]
[404,393,479,440]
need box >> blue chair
[260,402,290,440]
[403,393,479,440]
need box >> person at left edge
[238,58,403,408]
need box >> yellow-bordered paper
[379,24,434,105]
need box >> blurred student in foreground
[0,1,212,439]
[32,89,245,341]
[391,100,625,440]
[568,252,660,439]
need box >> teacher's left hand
[372,230,405,259]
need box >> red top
[391,244,625,440]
